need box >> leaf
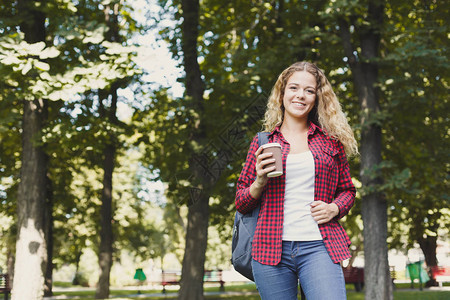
[39,47,60,59]
[82,26,107,44]
[28,41,46,54]
[39,72,53,81]
[21,61,32,75]
[34,60,50,71]
[1,55,22,65]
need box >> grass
[47,282,450,300]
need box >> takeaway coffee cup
[262,143,283,177]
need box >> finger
[256,157,275,173]
[310,200,325,207]
[310,203,320,210]
[314,215,327,224]
[310,201,319,208]
[255,146,263,156]
[257,153,273,162]
[256,161,276,173]
[260,158,276,168]
[320,217,331,224]
[313,215,323,223]
[255,146,272,157]
[310,208,322,217]
[258,165,276,176]
[310,204,324,213]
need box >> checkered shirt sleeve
[235,134,260,214]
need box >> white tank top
[282,151,322,241]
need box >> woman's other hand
[310,201,339,224]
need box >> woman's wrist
[250,180,265,199]
[329,203,340,218]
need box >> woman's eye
[307,90,315,94]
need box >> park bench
[342,266,364,292]
[431,266,450,287]
[342,266,397,292]
[161,269,225,293]
[0,274,11,300]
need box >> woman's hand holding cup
[254,146,276,187]
[250,145,280,199]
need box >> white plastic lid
[262,142,282,149]
[267,171,283,178]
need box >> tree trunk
[178,195,210,300]
[95,86,118,299]
[72,249,83,285]
[6,250,14,287]
[339,1,392,299]
[13,99,48,300]
[361,153,392,300]
[95,143,115,299]
[44,176,54,297]
[419,235,438,286]
[12,1,48,299]
[178,0,209,299]
[95,2,121,297]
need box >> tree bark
[339,1,393,299]
[72,249,83,285]
[44,177,54,297]
[95,2,121,298]
[12,1,48,299]
[178,194,210,300]
[419,235,438,286]
[13,99,48,300]
[178,0,209,299]
[95,141,115,299]
[6,250,14,287]
[95,85,118,299]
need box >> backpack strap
[257,132,270,147]
[254,131,270,191]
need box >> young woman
[235,61,358,299]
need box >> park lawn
[49,283,450,300]
[139,291,450,300]
[127,291,450,300]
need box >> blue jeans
[252,240,346,300]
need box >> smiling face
[282,71,317,122]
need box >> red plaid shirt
[236,122,355,265]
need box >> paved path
[44,290,259,299]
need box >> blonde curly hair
[263,61,358,156]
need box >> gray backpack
[231,132,269,281]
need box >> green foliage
[379,0,449,251]
[0,0,448,276]
[0,0,161,279]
